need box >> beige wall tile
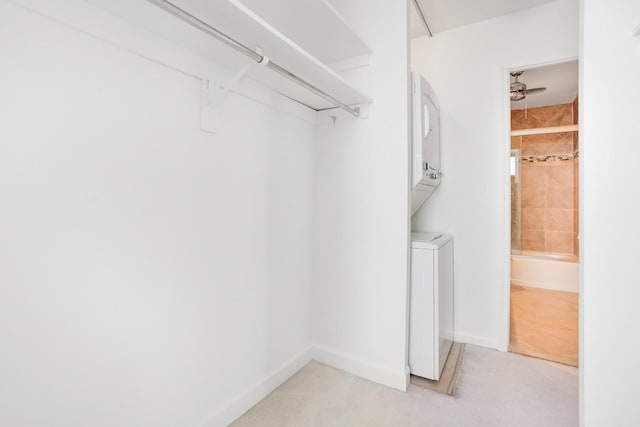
[521,186,546,208]
[547,208,573,232]
[547,186,573,209]
[543,104,573,126]
[522,207,546,231]
[521,133,573,156]
[511,136,522,150]
[549,163,573,187]
[511,103,573,130]
[522,230,545,252]
[546,231,573,254]
[521,164,545,187]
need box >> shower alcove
[509,95,579,367]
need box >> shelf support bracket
[204,62,255,110]
[200,62,256,133]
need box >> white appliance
[409,232,454,381]
[411,73,441,216]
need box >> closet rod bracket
[317,103,369,125]
[204,62,256,110]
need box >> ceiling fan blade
[522,87,546,95]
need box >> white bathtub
[511,251,578,293]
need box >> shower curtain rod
[146,0,361,117]
[511,124,579,137]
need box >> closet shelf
[511,124,578,137]
[88,0,372,112]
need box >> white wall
[312,0,411,390]
[581,0,640,425]
[0,2,314,426]
[411,0,579,349]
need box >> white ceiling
[510,60,579,109]
[408,1,578,109]
[410,0,558,38]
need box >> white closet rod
[146,0,361,117]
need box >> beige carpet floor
[231,344,578,426]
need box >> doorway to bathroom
[506,60,579,367]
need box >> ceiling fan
[510,71,546,101]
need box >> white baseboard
[189,337,505,426]
[194,346,313,427]
[195,344,416,426]
[454,332,501,351]
[311,344,409,391]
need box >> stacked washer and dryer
[409,74,454,381]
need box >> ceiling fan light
[510,91,525,101]
[511,81,526,92]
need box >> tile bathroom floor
[509,284,579,366]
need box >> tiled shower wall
[511,100,579,256]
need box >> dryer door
[412,74,441,189]
[422,93,440,181]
